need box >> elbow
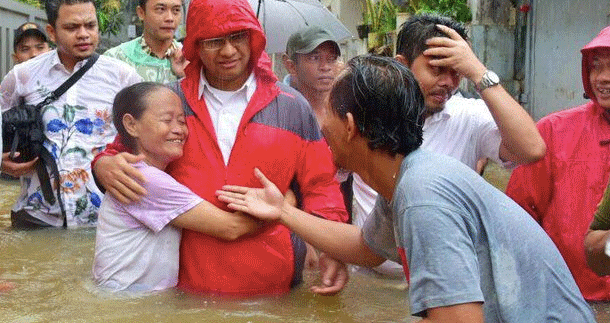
[219,228,242,241]
[525,142,546,163]
[515,140,547,164]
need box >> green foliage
[363,0,397,33]
[12,0,124,36]
[402,0,472,23]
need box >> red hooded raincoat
[506,26,610,301]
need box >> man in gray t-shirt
[217,56,595,321]
[364,149,593,321]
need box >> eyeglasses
[200,31,250,51]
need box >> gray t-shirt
[363,149,595,322]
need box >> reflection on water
[2,170,610,322]
[0,179,414,322]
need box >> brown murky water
[0,177,414,322]
[1,164,610,322]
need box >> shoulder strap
[38,53,99,108]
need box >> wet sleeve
[402,204,483,317]
[123,166,203,232]
[362,197,400,262]
[0,68,19,113]
[296,135,349,223]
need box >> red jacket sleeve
[505,121,554,224]
[296,139,349,223]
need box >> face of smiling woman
[128,87,188,170]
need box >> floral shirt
[104,36,181,83]
[0,50,142,227]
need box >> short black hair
[396,14,467,65]
[112,82,173,152]
[45,0,96,27]
[329,55,425,156]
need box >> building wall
[469,0,610,120]
[524,0,608,120]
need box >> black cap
[14,22,48,50]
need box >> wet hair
[329,55,426,156]
[396,14,468,65]
[45,0,96,27]
[112,82,173,152]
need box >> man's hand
[94,153,147,204]
[423,24,486,83]
[170,48,189,79]
[217,168,285,222]
[310,253,348,296]
[1,152,37,177]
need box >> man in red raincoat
[92,0,348,296]
[506,26,610,301]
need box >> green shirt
[104,36,180,83]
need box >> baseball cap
[14,22,48,50]
[286,26,340,59]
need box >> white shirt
[198,71,256,165]
[93,162,202,292]
[351,93,502,276]
[0,50,142,227]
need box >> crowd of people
[1,0,610,321]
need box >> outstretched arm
[170,200,261,241]
[424,24,545,164]
[217,168,385,267]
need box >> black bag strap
[37,53,99,108]
[35,53,99,226]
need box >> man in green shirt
[104,0,187,82]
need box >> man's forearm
[480,85,546,164]
[279,203,385,267]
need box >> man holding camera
[0,0,141,228]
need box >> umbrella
[247,0,353,54]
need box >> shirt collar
[425,92,465,124]
[49,50,94,73]
[140,36,179,58]
[198,70,256,102]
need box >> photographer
[0,0,141,229]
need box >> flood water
[0,178,414,323]
[1,164,610,322]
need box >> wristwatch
[475,70,500,92]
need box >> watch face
[487,71,499,83]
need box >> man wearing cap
[104,0,187,82]
[283,26,343,121]
[12,22,50,64]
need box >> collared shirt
[421,92,502,169]
[0,50,142,227]
[104,36,181,83]
[140,36,179,59]
[198,70,256,164]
